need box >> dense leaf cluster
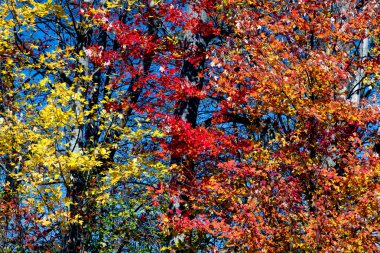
[0,0,379,252]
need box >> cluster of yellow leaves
[5,0,66,25]
[1,75,167,226]
[0,30,165,235]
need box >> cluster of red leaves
[86,0,380,251]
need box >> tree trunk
[168,4,208,252]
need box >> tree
[0,0,379,252]
[0,0,168,251]
[157,0,380,251]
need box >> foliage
[0,0,168,251]
[0,0,380,252]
